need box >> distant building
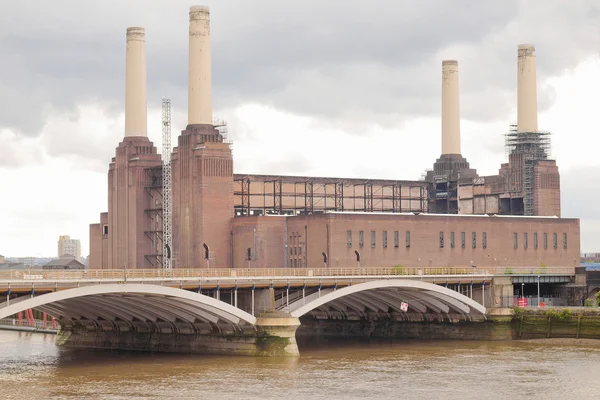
[44,256,85,270]
[58,235,81,262]
[0,255,26,270]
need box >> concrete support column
[188,5,213,125]
[252,288,275,315]
[255,313,301,356]
[125,27,147,137]
[441,60,461,155]
[517,44,538,133]
[491,276,514,308]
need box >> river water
[1,330,599,400]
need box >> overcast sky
[1,0,600,258]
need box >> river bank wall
[297,308,600,341]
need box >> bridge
[0,266,576,356]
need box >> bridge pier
[54,312,300,357]
[255,312,301,356]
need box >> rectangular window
[383,231,388,248]
[394,231,399,248]
[439,231,444,248]
[553,233,558,249]
[347,230,352,248]
[513,232,518,249]
[563,233,567,249]
[371,231,376,248]
[472,232,476,249]
[359,231,364,248]
[544,233,548,249]
[461,232,466,249]
[534,233,538,249]
[102,225,108,235]
[524,233,528,249]
[482,232,487,249]
[406,231,411,248]
[450,232,455,249]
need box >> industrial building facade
[89,6,578,271]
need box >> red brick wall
[534,160,561,217]
[232,216,286,268]
[249,213,580,270]
[89,223,102,269]
[107,137,162,269]
[172,125,234,268]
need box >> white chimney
[188,5,213,125]
[441,60,461,155]
[125,27,147,137]
[517,44,538,133]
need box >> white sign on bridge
[400,302,409,312]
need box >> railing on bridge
[0,266,575,281]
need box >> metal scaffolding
[144,166,163,267]
[505,125,551,216]
[233,174,428,216]
[162,99,172,270]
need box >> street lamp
[538,275,540,307]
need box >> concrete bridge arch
[0,283,257,333]
[286,280,487,321]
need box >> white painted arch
[289,280,486,318]
[0,283,257,327]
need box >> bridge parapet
[0,266,575,283]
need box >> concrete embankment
[510,308,600,340]
[297,308,600,341]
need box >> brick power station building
[89,6,579,271]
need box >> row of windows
[439,232,485,249]
[346,230,569,251]
[512,232,567,249]
[347,230,411,249]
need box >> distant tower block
[188,5,213,125]
[441,60,461,155]
[517,44,538,133]
[125,27,148,137]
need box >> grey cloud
[561,166,600,220]
[0,0,598,146]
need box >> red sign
[518,298,528,307]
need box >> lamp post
[538,275,540,307]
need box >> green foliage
[584,298,596,308]
[513,307,525,317]
[503,268,515,275]
[545,308,573,320]
[596,292,600,306]
[392,265,405,275]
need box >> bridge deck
[0,267,574,294]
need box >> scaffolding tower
[505,125,551,216]
[162,99,172,270]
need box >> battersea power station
[89,6,579,271]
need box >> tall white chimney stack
[441,60,461,155]
[517,44,538,133]
[125,27,147,137]
[188,5,213,125]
